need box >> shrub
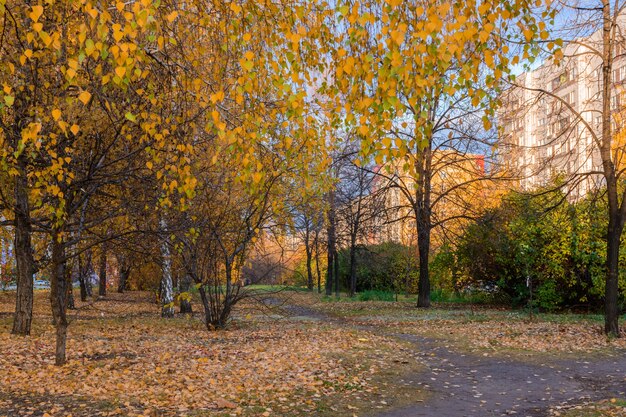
[337,242,418,294]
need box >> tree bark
[416,218,431,307]
[50,234,69,365]
[600,0,620,337]
[179,273,193,314]
[304,224,314,291]
[314,229,322,293]
[160,218,175,318]
[349,234,357,297]
[84,250,93,298]
[325,247,333,296]
[334,247,339,298]
[325,191,335,296]
[77,255,88,302]
[416,147,432,308]
[12,156,36,336]
[67,262,75,310]
[98,246,107,297]
[117,254,130,293]
[118,267,129,293]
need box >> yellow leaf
[166,11,178,22]
[523,28,534,42]
[230,2,242,14]
[70,124,80,135]
[39,31,52,46]
[51,109,61,121]
[115,67,126,78]
[29,5,43,22]
[343,56,355,75]
[210,90,224,104]
[78,91,91,105]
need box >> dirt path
[278,299,626,417]
[368,334,626,417]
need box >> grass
[556,399,626,417]
[276,290,626,358]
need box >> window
[551,76,561,90]
[612,94,621,110]
[612,66,626,83]
[562,91,576,106]
[552,68,576,90]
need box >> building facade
[498,24,626,197]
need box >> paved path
[370,334,626,417]
[277,299,626,417]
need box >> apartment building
[372,150,487,248]
[498,22,626,197]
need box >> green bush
[455,183,625,312]
[337,242,418,294]
[535,280,563,312]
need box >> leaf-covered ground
[281,292,626,356]
[2,290,625,417]
[0,290,418,417]
[551,399,626,417]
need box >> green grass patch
[357,290,396,302]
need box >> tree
[336,155,383,297]
[503,1,626,335]
[0,0,195,364]
[320,0,550,307]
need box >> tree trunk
[160,218,175,318]
[325,248,333,296]
[117,256,130,293]
[325,189,336,296]
[12,156,36,336]
[220,265,234,328]
[179,273,193,314]
[349,236,357,297]
[600,0,620,337]
[416,146,432,308]
[50,234,69,365]
[98,246,107,297]
[334,248,339,298]
[67,267,76,311]
[77,255,88,302]
[305,225,314,291]
[416,214,431,307]
[314,230,322,293]
[605,214,621,336]
[84,251,93,298]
